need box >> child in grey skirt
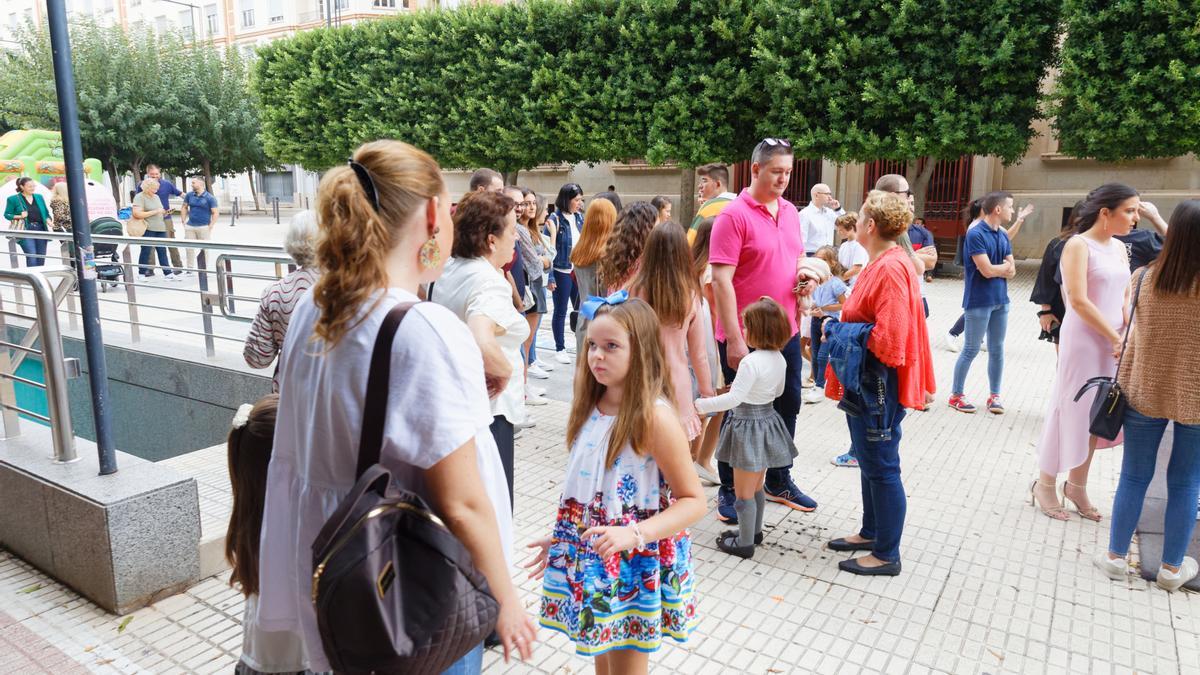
[694,297,797,559]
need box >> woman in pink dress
[629,222,716,440]
[1032,183,1139,521]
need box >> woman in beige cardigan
[1097,199,1200,592]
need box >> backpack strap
[355,301,418,479]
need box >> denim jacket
[551,211,582,272]
[824,320,901,442]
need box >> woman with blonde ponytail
[256,140,536,674]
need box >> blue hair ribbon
[579,289,629,321]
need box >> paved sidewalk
[2,262,1198,674]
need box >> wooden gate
[731,159,822,207]
[863,157,973,243]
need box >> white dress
[254,289,511,673]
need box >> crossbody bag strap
[355,301,418,479]
[1114,268,1149,378]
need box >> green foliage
[1050,0,1200,161]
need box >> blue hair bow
[579,289,629,321]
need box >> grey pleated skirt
[715,401,797,472]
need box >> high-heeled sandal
[1063,481,1102,522]
[1030,479,1070,521]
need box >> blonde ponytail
[312,140,443,346]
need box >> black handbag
[1073,269,1148,441]
[311,302,499,674]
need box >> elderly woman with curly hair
[243,211,320,389]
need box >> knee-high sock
[754,490,766,537]
[735,498,756,548]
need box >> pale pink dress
[1037,236,1130,475]
[634,293,714,440]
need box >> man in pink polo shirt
[710,138,817,521]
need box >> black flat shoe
[827,537,874,552]
[716,532,755,559]
[838,557,901,576]
[722,529,764,545]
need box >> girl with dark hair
[1032,183,1139,522]
[1099,199,1200,591]
[517,189,555,380]
[651,195,672,224]
[597,201,658,293]
[1030,200,1085,349]
[4,177,53,266]
[549,183,585,364]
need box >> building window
[242,9,254,27]
[374,0,396,7]
[205,4,219,35]
[268,0,284,23]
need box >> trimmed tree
[1050,0,1200,161]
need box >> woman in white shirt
[433,190,529,505]
[256,140,536,675]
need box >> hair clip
[579,289,629,321]
[231,403,254,430]
[347,159,381,213]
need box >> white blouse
[433,257,530,424]
[694,349,786,414]
[255,289,511,673]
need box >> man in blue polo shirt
[181,177,219,272]
[146,164,184,269]
[950,191,1016,415]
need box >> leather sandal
[1063,481,1102,522]
[1030,479,1070,521]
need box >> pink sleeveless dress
[1037,236,1130,475]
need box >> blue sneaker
[717,489,738,523]
[831,452,859,468]
[766,479,818,512]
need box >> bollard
[272,197,280,224]
[231,196,238,228]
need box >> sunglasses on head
[761,137,792,148]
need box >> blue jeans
[811,316,832,388]
[138,230,174,275]
[17,225,48,267]
[848,402,907,562]
[717,333,802,495]
[550,270,574,352]
[528,313,543,364]
[952,303,1009,395]
[441,643,483,675]
[1108,408,1200,568]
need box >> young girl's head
[814,245,845,278]
[741,297,791,351]
[691,216,715,281]
[225,394,279,597]
[836,212,859,241]
[597,201,657,291]
[569,298,672,466]
[629,222,700,327]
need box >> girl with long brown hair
[526,297,704,673]
[629,221,715,441]
[597,201,658,293]
[569,197,619,352]
[517,188,554,379]
[256,140,535,673]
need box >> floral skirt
[539,499,698,655]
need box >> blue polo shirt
[908,222,935,249]
[183,191,218,225]
[962,220,1012,309]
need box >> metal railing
[0,229,294,359]
[0,268,80,463]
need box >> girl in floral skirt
[526,295,706,674]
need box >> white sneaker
[1094,553,1128,581]
[554,351,572,365]
[527,385,546,397]
[515,417,537,430]
[528,364,550,380]
[167,273,183,282]
[945,331,962,352]
[1157,557,1199,592]
[803,388,825,404]
[526,393,549,406]
[534,359,555,372]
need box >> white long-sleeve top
[694,349,786,414]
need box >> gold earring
[419,227,441,270]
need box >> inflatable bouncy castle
[0,129,104,187]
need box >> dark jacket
[551,210,582,271]
[1030,236,1067,321]
[825,320,900,442]
[4,193,50,229]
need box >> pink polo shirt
[709,189,804,341]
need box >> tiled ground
[3,262,1198,674]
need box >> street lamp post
[44,0,117,475]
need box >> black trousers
[490,415,515,506]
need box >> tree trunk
[248,169,262,211]
[905,158,937,219]
[201,158,213,192]
[678,167,696,228]
[503,169,520,186]
[106,158,121,205]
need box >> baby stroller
[90,216,124,291]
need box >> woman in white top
[255,141,536,674]
[433,190,529,505]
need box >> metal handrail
[215,252,294,321]
[0,269,77,463]
[0,228,287,255]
